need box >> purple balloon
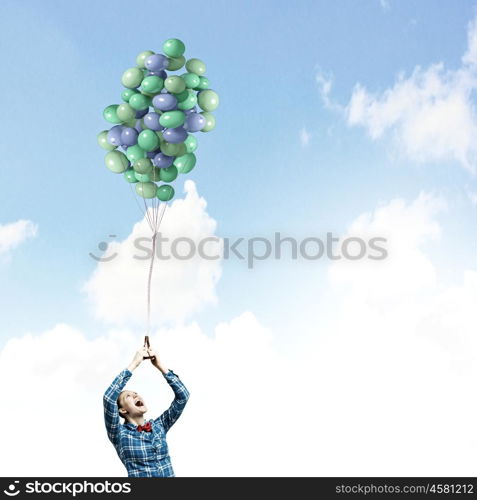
[185,113,206,132]
[147,149,160,158]
[184,106,198,115]
[143,112,162,131]
[152,93,177,111]
[145,54,168,72]
[147,70,167,79]
[121,127,138,146]
[134,119,143,133]
[107,125,123,146]
[135,108,148,119]
[153,152,174,168]
[163,126,187,144]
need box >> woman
[103,345,190,477]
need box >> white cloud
[299,127,311,146]
[316,69,338,110]
[0,219,37,256]
[345,16,477,171]
[82,181,222,327]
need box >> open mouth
[135,401,144,407]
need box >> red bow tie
[137,422,152,433]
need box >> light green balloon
[174,153,196,174]
[136,182,157,199]
[116,103,136,122]
[165,75,186,94]
[184,134,198,153]
[200,112,216,132]
[185,58,206,76]
[159,110,185,128]
[105,151,129,173]
[133,157,153,175]
[157,184,175,201]
[123,118,137,128]
[178,91,197,110]
[163,38,185,58]
[181,72,200,89]
[97,130,116,151]
[121,89,138,102]
[198,90,219,112]
[136,50,154,68]
[126,145,146,163]
[138,130,160,151]
[160,141,184,157]
[124,168,138,183]
[160,165,178,182]
[121,67,144,89]
[167,55,186,71]
[141,76,164,94]
[195,76,210,90]
[134,172,150,182]
[129,93,151,110]
[103,105,121,124]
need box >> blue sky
[1,0,477,344]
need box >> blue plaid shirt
[103,368,189,477]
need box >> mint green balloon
[103,105,121,124]
[136,50,154,68]
[136,182,157,199]
[159,110,185,128]
[178,91,197,110]
[185,58,206,76]
[141,76,164,94]
[165,75,186,94]
[184,134,198,153]
[163,38,185,58]
[138,130,159,151]
[167,55,186,71]
[160,141,185,157]
[98,130,116,151]
[160,165,178,182]
[157,184,175,201]
[195,76,210,90]
[124,168,138,183]
[129,93,151,110]
[198,90,219,112]
[149,167,162,182]
[121,67,144,89]
[117,103,136,122]
[133,157,153,174]
[121,89,138,102]
[174,153,196,174]
[200,112,216,132]
[126,145,146,163]
[134,172,150,182]
[105,151,129,173]
[181,72,200,89]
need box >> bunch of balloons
[98,38,219,201]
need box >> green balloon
[134,172,150,182]
[160,140,185,157]
[181,72,200,89]
[160,165,178,182]
[97,130,116,151]
[121,67,144,89]
[129,93,151,111]
[141,75,164,94]
[138,130,160,151]
[164,75,186,94]
[136,50,154,68]
[195,76,210,90]
[167,55,186,71]
[163,38,185,58]
[133,157,153,174]
[103,105,121,124]
[116,103,136,122]
[178,91,197,110]
[200,112,216,132]
[126,145,146,163]
[174,153,196,174]
[136,182,157,199]
[123,118,137,128]
[149,167,162,182]
[157,184,175,201]
[105,151,129,173]
[159,110,185,128]
[124,168,139,183]
[198,90,219,112]
[184,134,198,153]
[121,89,138,102]
[185,58,206,76]
[175,89,190,103]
